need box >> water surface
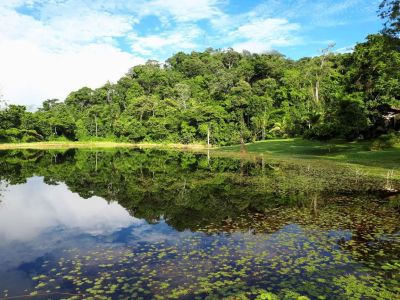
[0,149,399,299]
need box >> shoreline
[0,141,212,150]
[0,140,398,180]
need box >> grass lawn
[0,141,208,150]
[221,138,400,170]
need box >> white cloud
[0,40,144,107]
[47,12,134,46]
[130,25,203,57]
[244,0,374,27]
[0,2,143,106]
[0,177,137,245]
[232,41,272,53]
[335,45,355,54]
[233,18,300,41]
[231,18,301,53]
[137,0,224,22]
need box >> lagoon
[0,149,399,299]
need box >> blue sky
[0,0,383,106]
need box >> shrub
[304,123,339,141]
[370,132,400,150]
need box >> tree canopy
[380,0,400,36]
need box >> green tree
[380,0,400,36]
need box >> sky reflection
[0,177,137,247]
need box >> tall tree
[380,0,400,36]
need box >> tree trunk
[95,115,98,137]
[240,111,246,147]
[262,120,266,140]
[107,90,112,104]
[95,151,98,172]
[315,79,320,105]
[207,126,210,148]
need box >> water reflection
[0,177,135,246]
[0,149,398,299]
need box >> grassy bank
[1,139,399,180]
[1,139,398,167]
[1,139,399,167]
[0,141,209,150]
[221,138,400,170]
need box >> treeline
[0,4,399,145]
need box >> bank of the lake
[222,138,400,166]
[0,141,209,150]
[1,138,399,174]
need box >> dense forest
[0,1,399,145]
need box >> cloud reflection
[0,177,137,246]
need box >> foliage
[380,0,400,36]
[371,132,400,150]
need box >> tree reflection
[0,149,398,233]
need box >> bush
[0,128,43,143]
[370,132,400,150]
[304,123,339,141]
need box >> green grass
[221,138,400,170]
[0,141,208,150]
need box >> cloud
[46,12,134,46]
[231,18,301,53]
[0,40,144,107]
[0,2,144,106]
[0,177,137,245]
[1,4,137,50]
[335,45,355,54]
[136,0,224,22]
[130,25,203,57]
[236,0,373,27]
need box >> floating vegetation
[20,196,400,299]
[22,234,399,299]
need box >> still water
[0,149,399,299]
